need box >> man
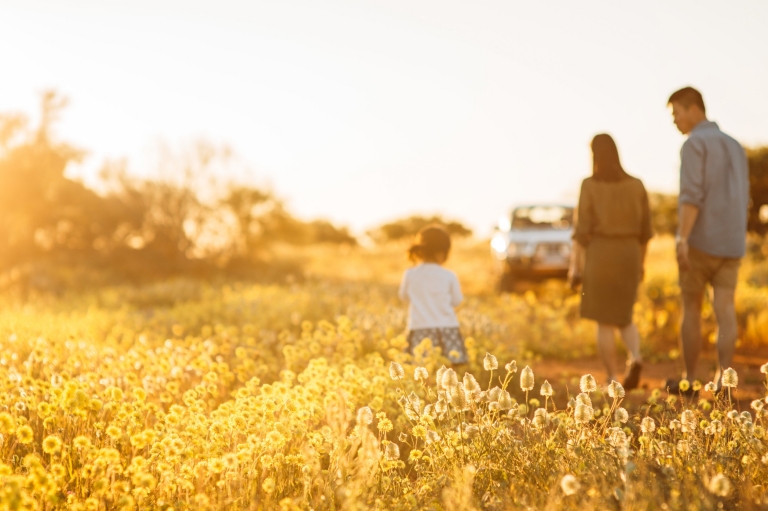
[666,86,749,393]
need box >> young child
[398,225,468,365]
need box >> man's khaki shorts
[679,246,741,294]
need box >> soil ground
[530,350,768,410]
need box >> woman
[569,134,653,390]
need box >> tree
[647,192,678,236]
[366,215,472,243]
[0,92,141,271]
[0,91,360,287]
[747,146,768,235]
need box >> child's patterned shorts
[407,327,468,364]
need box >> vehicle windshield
[511,206,573,230]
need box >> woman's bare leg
[597,324,618,382]
[619,323,642,365]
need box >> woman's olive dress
[573,176,653,327]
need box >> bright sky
[2,1,767,235]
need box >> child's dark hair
[408,225,451,263]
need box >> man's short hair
[668,87,706,114]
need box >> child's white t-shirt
[399,263,463,330]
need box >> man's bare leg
[680,291,704,381]
[597,324,618,382]
[712,286,737,386]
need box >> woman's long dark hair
[591,134,629,182]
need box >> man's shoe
[623,362,642,391]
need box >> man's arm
[677,203,700,269]
[677,138,704,270]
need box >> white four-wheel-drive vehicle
[490,204,574,291]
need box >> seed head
[721,368,738,388]
[751,399,764,412]
[576,392,591,407]
[641,417,656,434]
[450,384,469,411]
[607,380,625,399]
[384,443,400,460]
[681,410,696,431]
[488,386,502,403]
[560,474,580,496]
[463,424,479,438]
[704,382,717,392]
[614,407,629,423]
[760,362,768,374]
[580,374,597,393]
[520,366,534,391]
[483,352,498,371]
[414,367,428,382]
[608,427,627,447]
[505,360,517,373]
[679,379,690,392]
[389,362,404,381]
[441,368,459,390]
[540,380,553,397]
[574,403,593,423]
[426,430,440,445]
[356,406,373,426]
[532,408,548,428]
[498,390,513,410]
[404,392,421,420]
[463,373,480,392]
[708,473,732,497]
[436,365,448,390]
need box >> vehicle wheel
[498,270,516,294]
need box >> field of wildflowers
[1,237,768,509]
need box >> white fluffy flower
[560,474,580,496]
[520,366,534,391]
[389,362,404,381]
[641,417,656,434]
[721,367,738,388]
[607,380,625,399]
[384,442,400,460]
[574,403,593,423]
[580,374,597,393]
[708,473,732,497]
[483,352,498,371]
[414,367,428,381]
[356,406,373,425]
